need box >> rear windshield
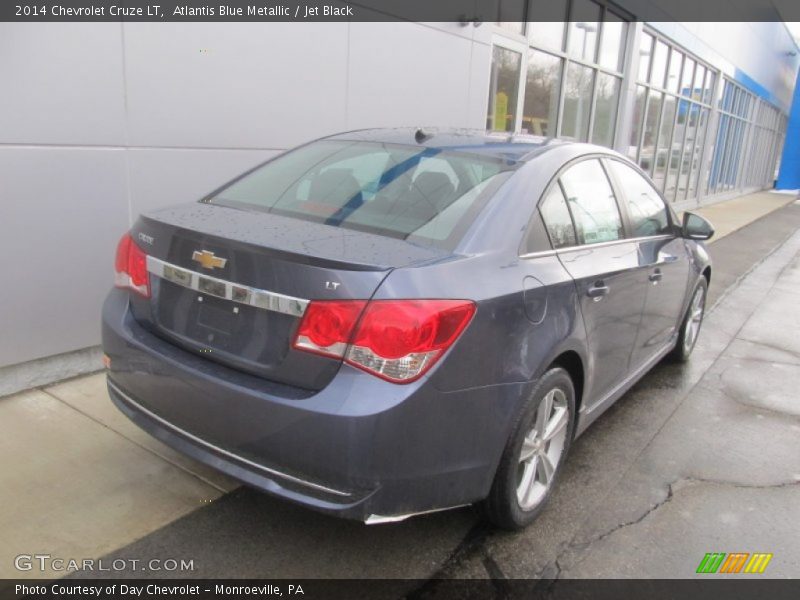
[207,140,516,249]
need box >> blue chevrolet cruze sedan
[102,128,713,529]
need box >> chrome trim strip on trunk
[146,255,309,317]
[108,380,353,498]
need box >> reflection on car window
[539,185,576,249]
[209,140,515,250]
[607,160,671,237]
[559,159,623,245]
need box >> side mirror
[682,212,714,241]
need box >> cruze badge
[192,250,227,270]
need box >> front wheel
[670,277,708,362]
[482,367,576,530]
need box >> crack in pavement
[545,476,800,579]
[733,337,800,362]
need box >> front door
[604,159,691,370]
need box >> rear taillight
[293,300,368,358]
[293,299,475,383]
[114,233,150,297]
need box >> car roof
[324,127,574,162]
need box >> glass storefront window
[598,14,626,72]
[486,46,522,132]
[626,85,647,159]
[592,72,620,146]
[704,71,715,104]
[522,50,563,136]
[651,40,668,88]
[693,65,706,101]
[561,62,594,141]
[666,48,682,93]
[495,0,526,34]
[680,57,695,97]
[688,108,709,198]
[638,33,654,82]
[676,101,699,199]
[665,98,690,199]
[568,0,601,62]
[640,91,662,174]
[653,95,676,190]
[528,21,566,51]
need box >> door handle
[587,281,610,300]
[649,268,663,284]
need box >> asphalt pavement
[58,200,800,586]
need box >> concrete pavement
[1,193,799,584]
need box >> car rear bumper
[102,289,525,521]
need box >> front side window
[606,160,671,237]
[209,140,515,250]
[559,159,623,244]
[539,185,576,249]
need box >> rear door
[604,158,691,369]
[545,158,647,407]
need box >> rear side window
[559,159,624,245]
[539,185,576,249]
[606,160,671,237]
[208,140,515,250]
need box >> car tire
[482,367,576,530]
[670,277,708,363]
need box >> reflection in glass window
[680,57,695,97]
[692,65,706,101]
[638,33,654,82]
[495,0,526,34]
[606,160,670,237]
[688,108,709,198]
[211,140,510,248]
[529,21,566,51]
[626,86,647,159]
[598,15,626,71]
[568,0,601,61]
[677,101,700,199]
[523,50,562,136]
[651,40,668,88]
[496,22,525,35]
[592,73,620,147]
[653,95,676,191]
[539,185,576,249]
[486,46,522,132]
[667,48,682,93]
[561,63,594,141]
[560,159,623,245]
[640,91,662,174]
[704,71,715,104]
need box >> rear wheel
[670,277,707,362]
[482,368,576,530]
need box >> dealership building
[1,2,799,393]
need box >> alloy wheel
[684,285,705,354]
[516,388,569,511]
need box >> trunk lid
[129,203,449,391]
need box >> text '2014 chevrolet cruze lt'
[102,128,713,529]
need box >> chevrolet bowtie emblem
[192,250,227,270]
